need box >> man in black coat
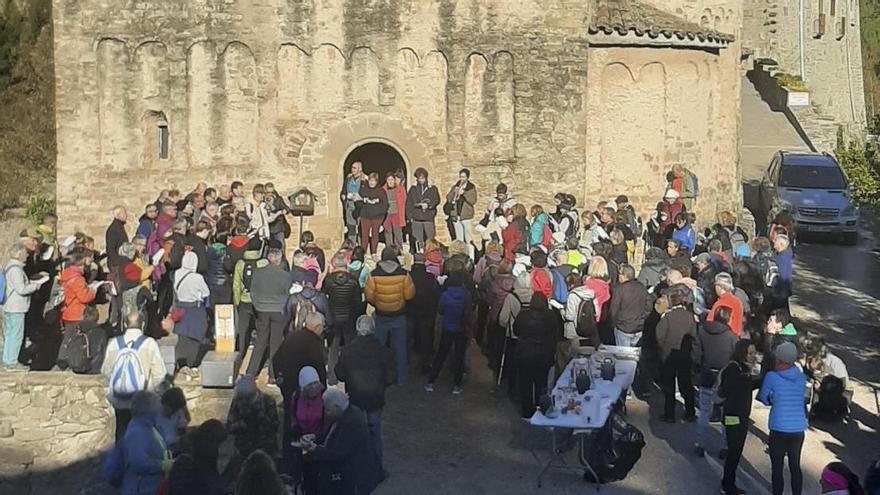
[609,264,652,347]
[323,253,364,383]
[405,167,440,253]
[105,206,129,269]
[304,388,383,495]
[335,315,395,470]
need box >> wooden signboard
[214,304,235,353]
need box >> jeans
[769,430,804,495]
[374,314,408,384]
[344,201,358,244]
[614,329,641,347]
[410,221,435,252]
[695,386,726,449]
[452,219,473,243]
[2,312,25,366]
[366,409,384,468]
[428,331,467,387]
[246,311,286,377]
[360,217,383,255]
[722,422,748,491]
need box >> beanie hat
[298,366,320,389]
[774,341,798,364]
[663,189,680,200]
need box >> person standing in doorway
[382,173,407,252]
[446,168,477,243]
[341,161,367,244]
[358,173,388,257]
[406,167,440,253]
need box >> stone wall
[0,371,235,495]
[741,0,867,130]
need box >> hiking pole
[497,335,508,387]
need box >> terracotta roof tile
[590,0,735,44]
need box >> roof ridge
[589,0,735,44]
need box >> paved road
[374,78,880,495]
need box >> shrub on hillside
[836,128,880,207]
[24,193,54,226]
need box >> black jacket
[407,264,439,316]
[185,234,209,275]
[322,270,363,329]
[609,280,652,334]
[105,218,129,268]
[168,232,187,271]
[334,335,395,412]
[358,184,388,219]
[513,309,559,365]
[667,251,693,276]
[697,264,719,308]
[655,306,696,360]
[637,258,669,289]
[272,330,326,400]
[719,361,761,422]
[693,321,737,386]
[306,405,383,495]
[206,244,232,304]
[405,183,440,222]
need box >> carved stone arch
[219,41,259,167]
[311,43,346,113]
[138,110,169,170]
[420,50,449,137]
[277,43,311,119]
[394,47,421,113]
[464,53,490,160]
[492,51,515,160]
[187,41,217,168]
[349,47,380,106]
[133,41,169,101]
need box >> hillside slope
[0,0,55,208]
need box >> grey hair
[267,248,283,265]
[355,315,375,336]
[775,234,790,249]
[305,312,325,331]
[10,241,29,260]
[322,387,350,411]
[714,272,734,292]
[133,235,147,247]
[130,391,161,417]
[292,251,308,267]
[173,219,188,233]
[118,242,136,261]
[112,205,126,218]
[125,310,144,330]
[619,263,635,281]
[331,253,347,269]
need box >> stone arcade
[53,0,743,246]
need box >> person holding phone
[445,168,477,243]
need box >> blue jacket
[772,248,794,298]
[121,416,168,495]
[438,285,471,333]
[672,224,696,253]
[757,365,807,433]
[529,213,549,247]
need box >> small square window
[158,123,169,160]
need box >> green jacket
[232,250,268,305]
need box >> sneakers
[452,386,462,395]
[424,383,434,393]
[694,446,705,457]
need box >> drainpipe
[798,0,806,80]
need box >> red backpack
[541,224,553,248]
[530,268,553,299]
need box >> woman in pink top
[287,366,324,489]
[583,256,611,323]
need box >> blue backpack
[0,266,7,306]
[551,269,568,305]
[109,336,148,400]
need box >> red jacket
[707,292,744,338]
[60,266,96,323]
[659,201,685,233]
[382,185,407,226]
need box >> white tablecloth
[529,351,637,429]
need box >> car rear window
[778,165,846,189]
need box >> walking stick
[497,334,509,387]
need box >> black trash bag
[810,375,849,421]
[582,412,646,483]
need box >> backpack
[762,258,779,288]
[712,362,735,405]
[550,269,568,305]
[685,170,700,199]
[241,259,258,294]
[541,224,553,248]
[291,296,317,332]
[63,326,91,374]
[530,268,554,300]
[303,255,322,288]
[565,210,580,239]
[109,335,148,400]
[0,266,9,306]
[726,227,747,254]
[575,293,599,341]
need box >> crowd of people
[0,163,876,495]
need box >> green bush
[774,73,808,92]
[24,193,55,226]
[836,128,880,207]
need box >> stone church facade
[53,0,743,246]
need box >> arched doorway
[343,141,408,182]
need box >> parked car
[759,151,859,245]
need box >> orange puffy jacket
[365,260,416,316]
[60,266,96,323]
